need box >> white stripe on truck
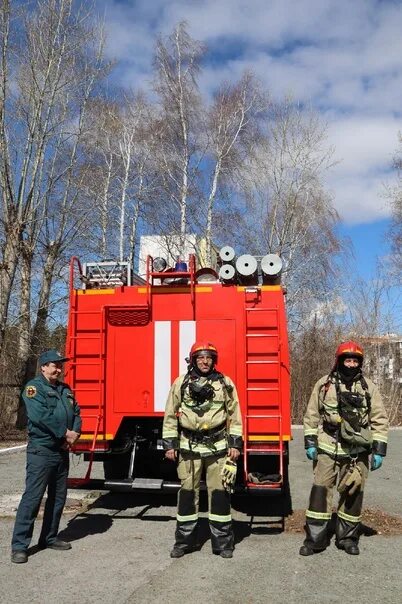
[179,321,196,375]
[154,321,171,412]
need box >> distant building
[362,335,402,385]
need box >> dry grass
[285,508,402,536]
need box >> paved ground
[0,428,401,604]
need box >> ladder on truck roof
[243,287,285,493]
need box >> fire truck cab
[65,250,291,496]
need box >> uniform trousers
[174,450,233,553]
[12,449,69,551]
[304,450,369,549]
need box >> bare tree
[115,93,157,263]
[81,97,121,258]
[203,72,267,264]
[152,22,204,255]
[386,132,402,279]
[0,0,107,367]
[241,99,342,325]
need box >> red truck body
[65,255,291,494]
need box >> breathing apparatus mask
[188,379,216,404]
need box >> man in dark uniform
[300,341,389,557]
[11,350,81,564]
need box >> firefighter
[163,341,243,559]
[300,341,389,557]
[11,350,81,564]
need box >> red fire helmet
[335,340,364,362]
[189,341,218,363]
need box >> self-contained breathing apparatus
[179,369,233,448]
[336,383,372,449]
[321,374,372,449]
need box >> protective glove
[221,458,237,493]
[371,454,383,471]
[306,447,318,461]
[338,465,362,495]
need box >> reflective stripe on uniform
[179,438,227,455]
[177,513,199,522]
[162,429,178,438]
[208,513,232,523]
[305,510,332,521]
[337,510,361,523]
[304,428,318,436]
[229,427,242,436]
[317,441,350,456]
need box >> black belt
[181,423,226,443]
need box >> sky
[97,0,401,285]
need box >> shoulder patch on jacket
[26,385,37,398]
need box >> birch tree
[203,72,267,264]
[242,100,342,324]
[115,94,156,263]
[152,22,204,255]
[0,0,107,361]
[387,132,402,278]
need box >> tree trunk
[0,223,22,356]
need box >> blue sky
[97,0,401,286]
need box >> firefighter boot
[209,488,234,557]
[170,520,198,558]
[210,521,234,557]
[335,516,360,555]
[300,518,330,556]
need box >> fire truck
[65,247,291,497]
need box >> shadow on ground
[57,487,292,550]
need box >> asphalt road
[0,428,401,604]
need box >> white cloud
[325,117,399,223]
[98,0,402,225]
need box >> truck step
[104,477,164,491]
[132,478,163,490]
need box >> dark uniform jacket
[22,375,81,453]
[303,373,389,458]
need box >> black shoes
[219,550,233,558]
[299,544,315,556]
[337,540,360,555]
[11,551,28,564]
[170,547,233,558]
[170,547,186,558]
[39,539,72,551]
[11,540,71,563]
[299,544,328,556]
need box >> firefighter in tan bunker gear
[163,342,243,559]
[300,341,389,557]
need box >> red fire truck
[65,250,291,496]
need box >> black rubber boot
[335,517,360,555]
[171,520,197,556]
[303,518,330,550]
[210,521,234,555]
